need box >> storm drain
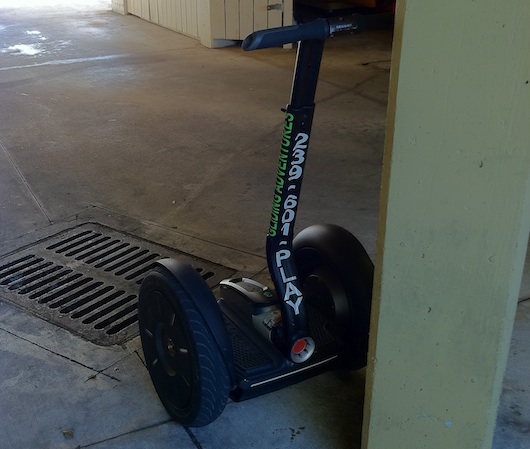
[0,223,235,346]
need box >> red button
[292,339,306,355]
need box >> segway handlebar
[242,16,362,51]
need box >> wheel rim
[293,224,374,367]
[144,290,195,412]
[303,272,336,320]
[302,264,350,328]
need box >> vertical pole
[363,1,530,449]
[266,39,324,361]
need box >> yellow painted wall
[363,1,530,448]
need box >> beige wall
[114,0,293,48]
[111,0,127,15]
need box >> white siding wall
[119,0,293,47]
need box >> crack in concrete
[0,137,52,224]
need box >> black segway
[138,15,376,427]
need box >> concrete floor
[0,2,528,448]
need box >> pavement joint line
[0,321,120,382]
[134,349,147,369]
[0,54,129,72]
[77,418,174,448]
[91,203,268,263]
[184,427,204,449]
[317,72,383,103]
[0,137,52,224]
[95,350,142,378]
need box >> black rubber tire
[138,264,231,427]
[293,224,374,369]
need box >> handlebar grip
[242,18,330,51]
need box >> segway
[138,15,376,427]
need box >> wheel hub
[166,336,177,358]
[155,322,178,377]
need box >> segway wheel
[293,224,374,369]
[138,264,231,427]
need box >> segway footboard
[218,280,342,401]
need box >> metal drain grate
[0,223,235,346]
